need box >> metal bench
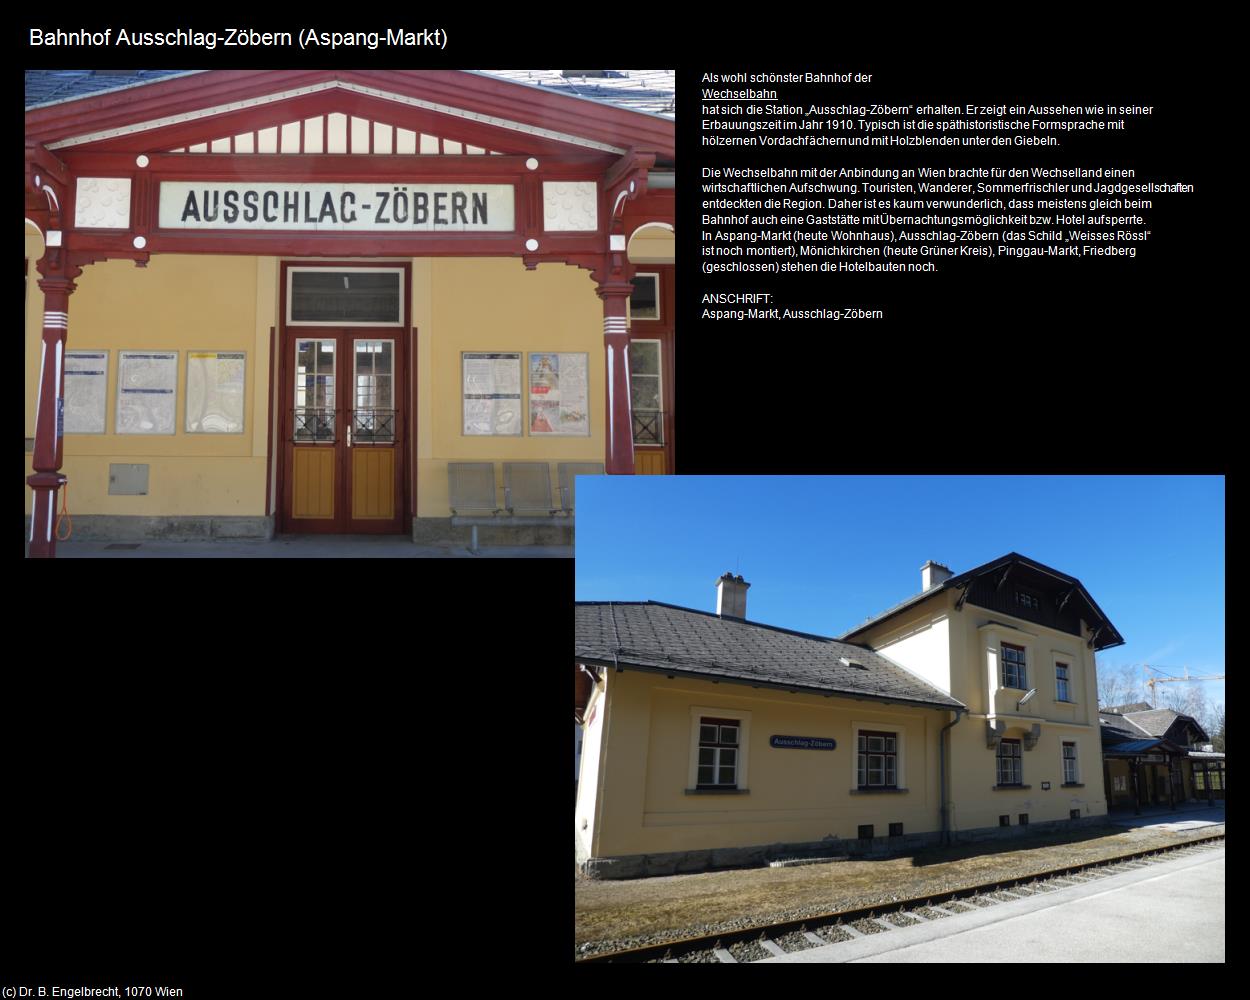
[557,462,604,515]
[448,461,562,554]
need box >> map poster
[117,352,177,435]
[63,351,108,434]
[186,351,246,433]
[528,352,590,436]
[462,352,522,436]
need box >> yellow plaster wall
[24,247,603,522]
[594,670,943,858]
[24,253,275,517]
[855,591,1109,827]
[415,257,604,518]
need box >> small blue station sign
[770,735,837,751]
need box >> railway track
[576,831,1225,963]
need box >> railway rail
[576,831,1225,963]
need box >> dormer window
[1015,590,1040,611]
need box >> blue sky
[575,476,1225,704]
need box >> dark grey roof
[1099,712,1150,738]
[25,71,196,110]
[840,551,1125,651]
[1103,702,1153,715]
[1116,708,1183,738]
[576,601,964,710]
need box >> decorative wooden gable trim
[167,112,504,156]
[45,81,627,157]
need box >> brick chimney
[921,560,953,591]
[716,572,750,618]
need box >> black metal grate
[631,409,664,445]
[999,815,1010,827]
[1018,813,1029,825]
[857,824,874,840]
[351,409,396,443]
[292,408,335,441]
[889,822,903,837]
[1070,809,1081,820]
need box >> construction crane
[1143,665,1226,708]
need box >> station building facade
[24,70,675,556]
[575,552,1124,878]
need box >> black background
[19,18,1227,989]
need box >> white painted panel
[444,140,462,154]
[543,181,599,231]
[396,128,416,155]
[189,142,207,153]
[158,181,515,231]
[210,137,230,153]
[419,133,439,154]
[350,116,370,152]
[170,147,185,153]
[327,113,347,154]
[466,145,484,155]
[234,133,254,153]
[280,122,301,153]
[374,123,393,155]
[75,177,132,228]
[257,127,278,153]
[874,616,953,696]
[304,117,323,154]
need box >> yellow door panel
[635,449,667,475]
[352,448,395,519]
[293,448,335,518]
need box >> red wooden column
[27,273,75,558]
[597,279,635,474]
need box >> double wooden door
[281,328,406,533]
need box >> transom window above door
[287,267,404,326]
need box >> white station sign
[158,182,515,232]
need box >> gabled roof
[1099,712,1152,738]
[25,69,677,118]
[576,601,964,711]
[840,552,1125,651]
[24,70,675,160]
[1103,702,1153,715]
[1101,706,1208,743]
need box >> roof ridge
[579,599,844,644]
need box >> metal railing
[292,408,335,441]
[632,409,665,445]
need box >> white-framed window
[697,717,740,788]
[1001,643,1027,689]
[627,272,660,321]
[1062,741,1078,783]
[850,722,906,790]
[997,739,1023,785]
[286,266,405,326]
[857,731,898,788]
[629,339,663,445]
[687,706,751,790]
[1055,661,1072,702]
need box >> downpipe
[940,708,965,847]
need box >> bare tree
[1213,708,1225,753]
[1097,661,1147,711]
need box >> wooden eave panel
[26,69,675,159]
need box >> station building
[1099,703,1225,811]
[24,70,675,556]
[575,552,1124,878]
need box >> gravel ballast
[576,825,1223,957]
